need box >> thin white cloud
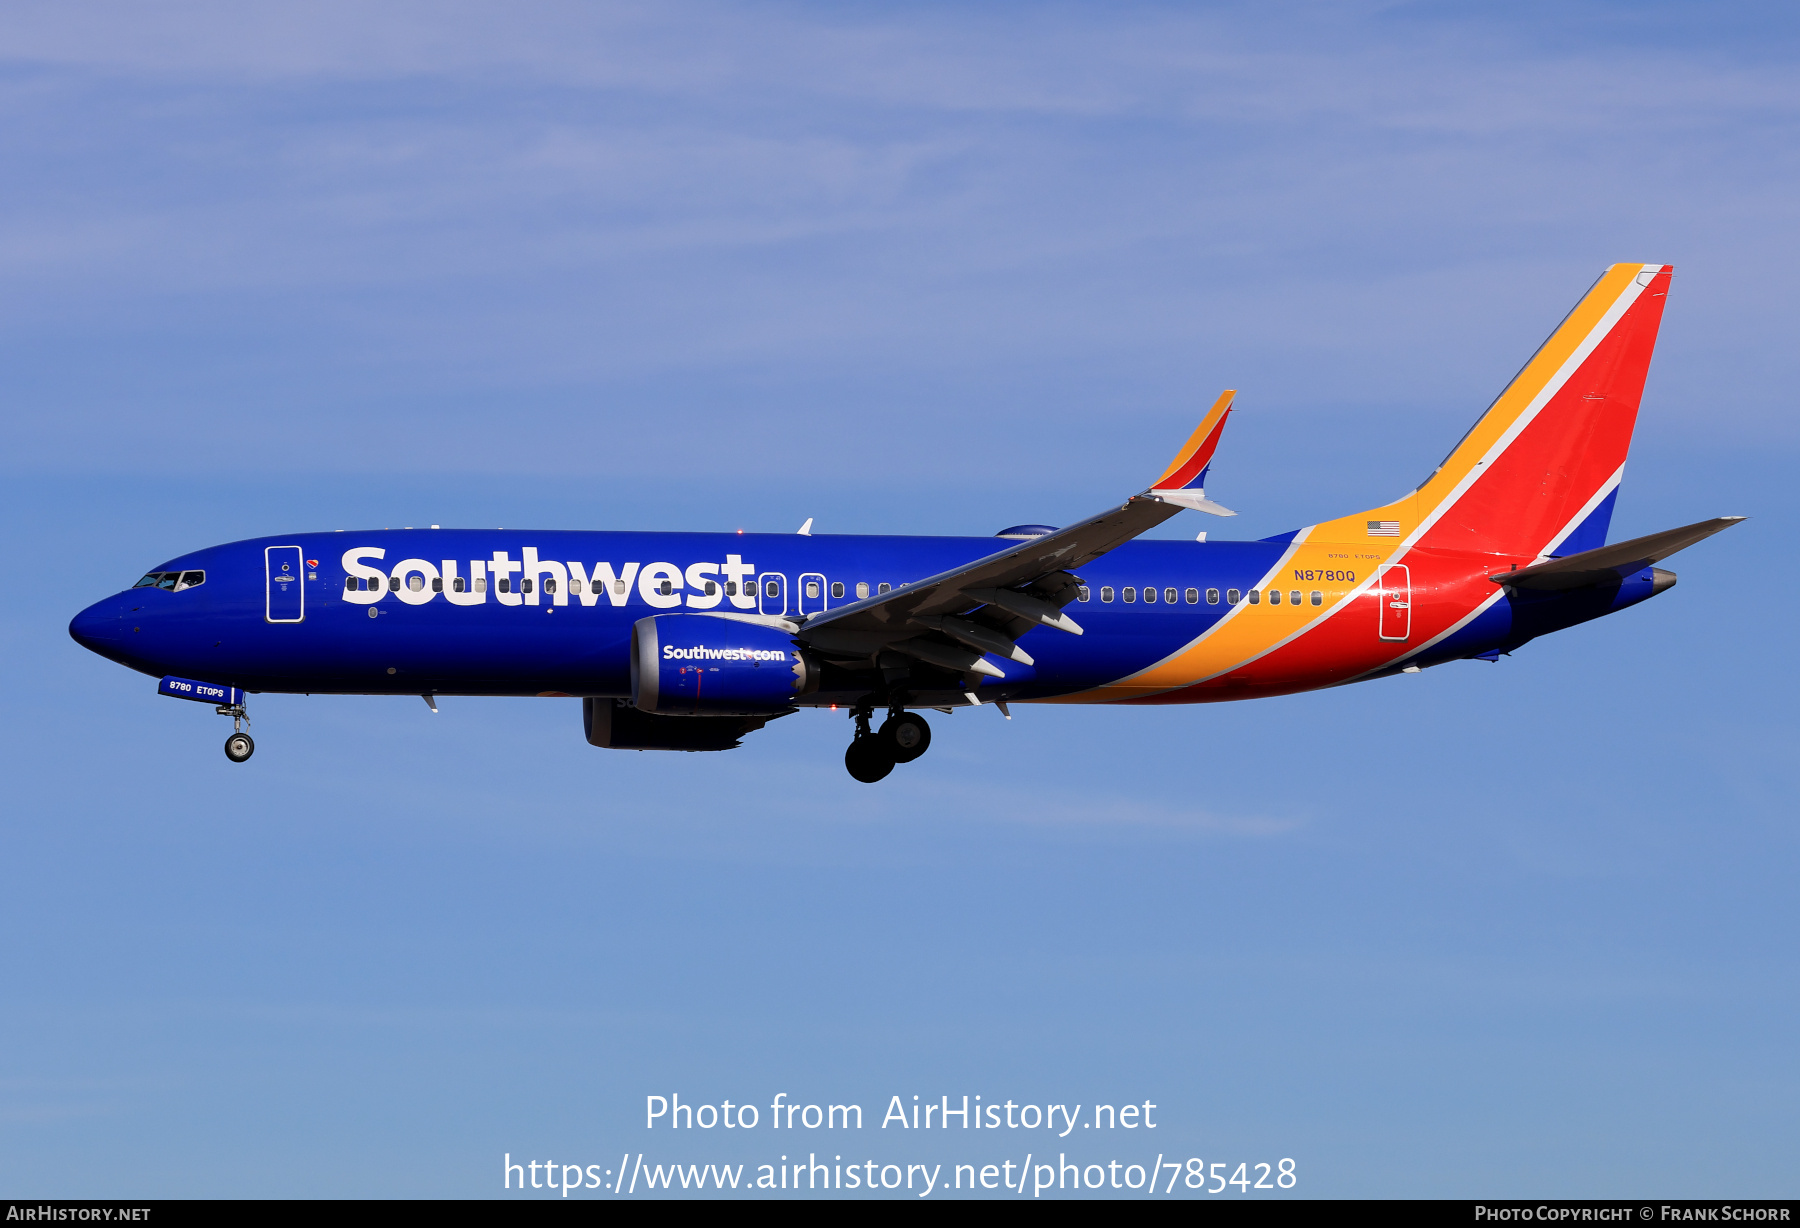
[1,1,1795,478]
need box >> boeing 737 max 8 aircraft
[69,264,1742,781]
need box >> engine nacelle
[631,614,818,716]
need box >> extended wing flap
[1491,516,1745,591]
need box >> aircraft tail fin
[1318,264,1673,558]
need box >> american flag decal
[1367,520,1400,537]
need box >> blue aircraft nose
[69,597,124,653]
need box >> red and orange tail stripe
[1314,262,1670,557]
[1053,263,1672,705]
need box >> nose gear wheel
[216,701,253,762]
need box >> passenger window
[477,578,488,592]
[1290,590,1301,606]
[344,576,356,592]
[522,579,534,594]
[497,578,509,593]
[855,582,869,599]
[1142,586,1156,603]
[176,570,205,591]
[1077,585,1090,602]
[389,576,402,591]
[1123,587,1137,603]
[878,582,891,594]
[1185,587,1199,604]
[805,581,820,598]
[431,578,443,593]
[1248,590,1260,604]
[613,579,625,595]
[133,573,162,588]
[765,580,779,598]
[1310,590,1322,606]
[1100,586,1115,603]
[725,581,736,596]
[1226,588,1241,604]
[831,581,844,599]
[1269,589,1281,605]
[1166,588,1178,604]
[705,581,717,596]
[409,575,425,592]
[1206,588,1219,605]
[545,578,556,593]
[453,577,465,593]
[658,580,672,595]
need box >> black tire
[879,712,931,763]
[224,732,255,763]
[844,736,894,783]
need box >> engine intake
[631,614,819,716]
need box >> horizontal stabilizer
[1491,516,1745,591]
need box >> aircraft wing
[796,393,1237,687]
[1490,516,1746,591]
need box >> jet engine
[631,614,819,716]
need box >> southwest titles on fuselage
[341,547,763,610]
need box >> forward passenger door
[265,545,305,623]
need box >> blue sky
[2,1,1795,1198]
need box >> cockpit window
[133,570,204,591]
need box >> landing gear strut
[844,703,932,783]
[844,705,891,783]
[218,702,254,763]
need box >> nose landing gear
[844,704,932,783]
[218,702,253,763]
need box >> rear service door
[1376,563,1410,641]
[266,545,305,623]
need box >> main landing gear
[219,702,254,763]
[844,705,932,783]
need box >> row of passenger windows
[344,575,898,598]
[138,564,1326,610]
[808,581,889,599]
[133,570,205,591]
[1074,584,1325,608]
[338,569,1326,608]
